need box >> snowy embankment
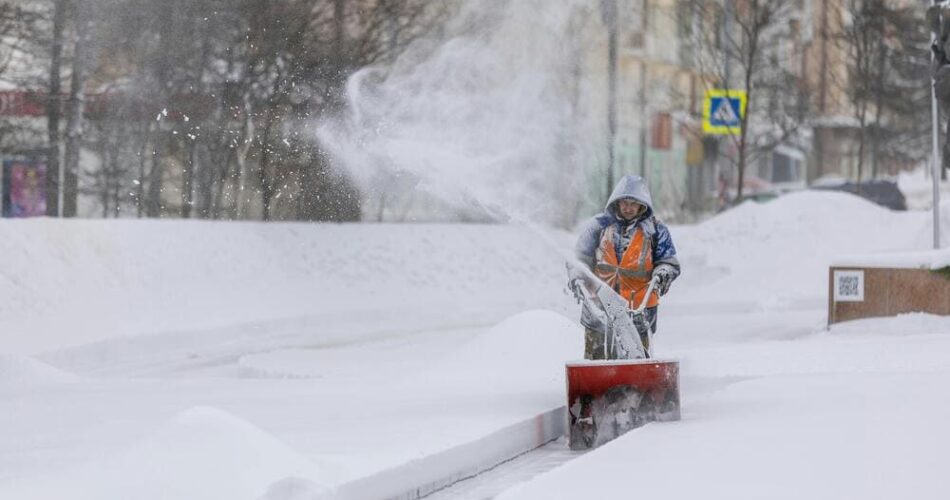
[0,220,573,354]
[3,190,950,499]
[0,219,580,499]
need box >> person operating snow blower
[571,175,680,359]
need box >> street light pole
[601,0,618,201]
[932,0,942,249]
[723,0,732,86]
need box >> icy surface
[3,191,950,498]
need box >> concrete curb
[333,406,567,500]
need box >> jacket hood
[605,175,654,219]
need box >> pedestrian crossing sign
[703,89,747,135]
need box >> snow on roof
[832,248,950,270]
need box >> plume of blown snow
[319,0,599,226]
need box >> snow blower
[566,263,680,450]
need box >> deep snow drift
[0,220,575,354]
[2,190,950,499]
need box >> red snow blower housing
[566,265,680,450]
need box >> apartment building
[574,0,706,219]
[804,0,929,182]
[576,0,825,218]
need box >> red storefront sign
[0,90,211,120]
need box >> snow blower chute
[566,264,680,450]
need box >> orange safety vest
[593,223,658,309]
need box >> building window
[771,149,803,184]
[651,112,673,150]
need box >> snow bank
[0,354,78,385]
[259,477,328,500]
[237,310,583,394]
[832,198,950,268]
[669,191,930,305]
[677,314,950,379]
[832,247,950,269]
[329,406,565,500]
[0,406,335,500]
[896,168,950,211]
[3,190,937,355]
[828,311,950,336]
[0,219,573,353]
[414,310,582,390]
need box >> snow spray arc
[318,0,600,226]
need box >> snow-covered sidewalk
[501,313,950,500]
[0,220,579,498]
[1,311,578,499]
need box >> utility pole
[638,0,649,178]
[716,0,733,198]
[932,0,942,248]
[723,0,732,86]
[47,0,66,217]
[601,0,618,201]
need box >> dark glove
[652,263,678,296]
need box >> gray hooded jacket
[575,175,680,276]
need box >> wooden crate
[828,266,950,325]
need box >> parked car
[810,179,907,211]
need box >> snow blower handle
[635,275,660,314]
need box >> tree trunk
[855,107,867,184]
[736,127,748,202]
[735,72,754,203]
[870,44,887,179]
[258,110,276,221]
[334,0,345,55]
[97,133,109,218]
[110,141,121,218]
[855,129,865,184]
[46,0,66,217]
[213,148,230,220]
[63,0,92,218]
[181,139,196,218]
[146,136,164,217]
[233,95,254,219]
[135,123,150,217]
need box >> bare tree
[45,0,66,216]
[835,1,931,181]
[34,0,449,221]
[227,0,449,221]
[61,0,94,217]
[686,0,808,202]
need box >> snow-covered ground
[2,190,950,499]
[897,167,950,212]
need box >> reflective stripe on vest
[593,263,652,279]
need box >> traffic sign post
[703,89,747,135]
